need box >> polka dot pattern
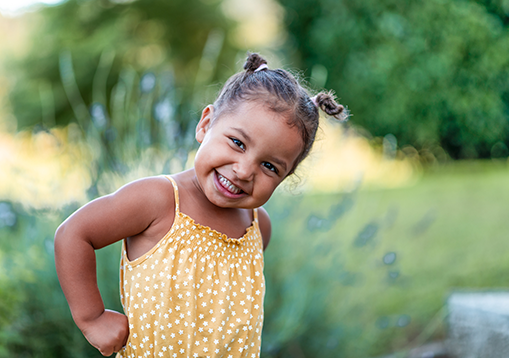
[117,176,265,358]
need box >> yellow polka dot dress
[117,176,265,358]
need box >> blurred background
[0,0,508,357]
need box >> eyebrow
[268,155,288,174]
[232,127,288,173]
[231,127,251,143]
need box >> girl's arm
[54,177,174,356]
[258,207,272,250]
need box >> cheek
[193,140,229,174]
[255,176,282,196]
[195,139,217,162]
[193,148,205,168]
[193,147,212,177]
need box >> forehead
[214,88,293,117]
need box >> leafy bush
[277,0,509,159]
[6,0,238,131]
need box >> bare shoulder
[105,176,174,216]
[112,175,176,225]
[257,207,272,251]
[116,176,175,204]
[57,175,176,250]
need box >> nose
[232,160,255,181]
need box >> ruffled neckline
[177,211,256,245]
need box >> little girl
[55,53,348,358]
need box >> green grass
[262,159,509,358]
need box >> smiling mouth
[217,172,244,195]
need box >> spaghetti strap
[164,176,180,215]
[253,208,258,222]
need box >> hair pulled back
[213,53,349,174]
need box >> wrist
[72,307,106,329]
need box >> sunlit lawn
[263,159,509,357]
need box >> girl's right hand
[80,309,129,357]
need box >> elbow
[54,221,74,258]
[54,221,93,258]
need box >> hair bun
[314,91,349,122]
[243,53,268,73]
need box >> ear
[196,105,214,143]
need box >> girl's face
[194,101,303,209]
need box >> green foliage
[261,161,509,357]
[278,0,509,159]
[6,0,238,130]
[0,205,85,356]
[0,202,122,357]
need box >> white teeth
[218,174,242,194]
